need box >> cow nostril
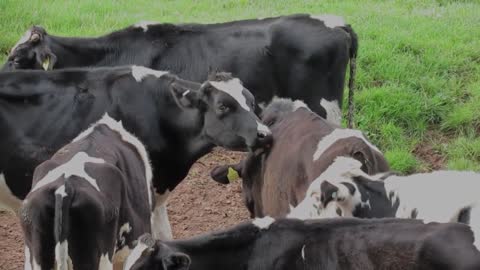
[257,132,267,139]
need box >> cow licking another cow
[1,13,479,270]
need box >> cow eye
[218,103,230,113]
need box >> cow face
[171,73,272,151]
[126,235,190,270]
[2,26,57,71]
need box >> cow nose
[257,130,270,139]
[256,130,273,147]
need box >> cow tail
[342,24,358,129]
[54,181,74,270]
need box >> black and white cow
[124,217,480,270]
[0,66,271,240]
[210,98,389,218]
[21,114,155,270]
[292,156,480,249]
[2,14,358,126]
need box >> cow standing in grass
[2,14,358,126]
[21,114,154,270]
[210,98,389,218]
[292,156,480,249]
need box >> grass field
[1,0,479,173]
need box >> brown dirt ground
[0,148,249,269]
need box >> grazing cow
[294,156,480,249]
[20,114,154,270]
[125,217,480,270]
[0,67,271,240]
[210,98,389,218]
[2,14,358,126]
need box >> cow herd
[0,13,479,270]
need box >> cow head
[2,26,57,71]
[126,234,190,270]
[261,97,310,127]
[292,156,395,219]
[171,72,272,152]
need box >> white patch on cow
[11,29,32,54]
[301,245,306,260]
[209,78,251,112]
[124,242,149,270]
[252,216,275,229]
[182,90,190,97]
[119,223,132,246]
[0,173,22,212]
[384,171,480,223]
[55,241,71,270]
[313,129,381,161]
[55,185,67,198]
[320,98,342,125]
[134,21,158,32]
[310,14,346,28]
[73,114,153,208]
[293,100,310,112]
[256,121,271,136]
[99,253,113,270]
[131,65,169,82]
[151,191,172,240]
[31,152,105,193]
[25,245,33,270]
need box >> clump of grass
[385,148,418,174]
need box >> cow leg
[151,191,172,240]
[0,173,22,212]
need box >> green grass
[1,0,479,173]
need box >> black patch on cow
[457,207,472,224]
[320,181,339,206]
[410,208,418,219]
[351,176,397,218]
[336,207,343,216]
[340,182,356,195]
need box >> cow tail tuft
[54,181,74,270]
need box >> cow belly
[0,173,22,212]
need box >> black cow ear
[353,151,370,174]
[170,83,200,109]
[163,252,191,270]
[36,49,57,71]
[210,163,243,184]
[320,181,339,206]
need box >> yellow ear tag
[227,167,240,182]
[42,57,50,70]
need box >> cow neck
[167,223,260,269]
[45,35,124,68]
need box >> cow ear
[210,162,243,184]
[36,49,57,71]
[163,252,191,270]
[170,83,200,108]
[353,151,370,174]
[320,181,340,206]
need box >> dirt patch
[414,143,446,171]
[0,148,249,269]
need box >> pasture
[0,0,479,269]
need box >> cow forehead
[209,79,251,111]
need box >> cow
[209,98,389,218]
[124,217,480,270]
[0,66,272,240]
[2,14,358,126]
[20,114,155,270]
[293,156,480,249]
